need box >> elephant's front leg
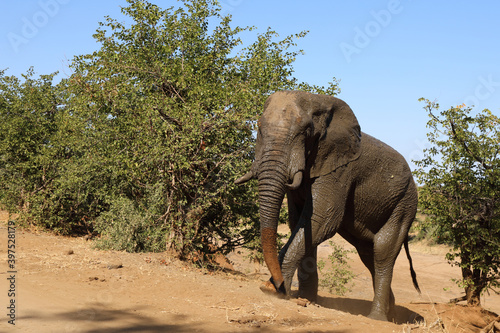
[297,246,318,302]
[278,192,318,300]
[279,225,319,302]
[279,213,329,302]
[280,177,346,301]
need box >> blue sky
[1,0,499,169]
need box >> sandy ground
[0,210,499,333]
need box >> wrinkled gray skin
[236,91,420,322]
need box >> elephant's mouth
[286,170,303,190]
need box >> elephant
[235,90,420,321]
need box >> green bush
[410,218,452,245]
[94,196,166,252]
[414,99,500,305]
[0,69,100,233]
[317,241,356,296]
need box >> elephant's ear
[309,96,362,178]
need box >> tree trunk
[466,285,481,306]
[462,267,482,306]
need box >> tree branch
[161,81,186,103]
[155,107,183,130]
[449,119,492,170]
[450,295,467,303]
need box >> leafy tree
[0,69,63,228]
[60,0,339,257]
[0,0,340,259]
[413,99,500,306]
[0,68,56,213]
[0,68,110,233]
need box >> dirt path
[0,211,498,332]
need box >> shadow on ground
[317,296,423,324]
[21,304,199,333]
[20,303,356,333]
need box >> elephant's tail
[404,236,421,294]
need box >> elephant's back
[357,132,412,179]
[336,132,417,239]
[352,132,416,208]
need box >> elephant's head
[235,91,361,293]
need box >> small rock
[293,298,311,307]
[65,249,74,255]
[107,263,123,270]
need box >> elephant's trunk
[257,157,288,292]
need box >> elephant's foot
[367,310,389,322]
[260,280,277,294]
[368,290,395,321]
[259,279,287,298]
[297,274,318,303]
[298,289,317,303]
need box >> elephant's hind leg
[357,247,396,320]
[369,234,399,321]
[358,250,395,320]
[369,193,417,321]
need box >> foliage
[410,212,452,245]
[66,0,295,256]
[0,0,340,258]
[94,196,166,252]
[317,241,356,296]
[0,68,91,233]
[413,99,500,306]
[0,68,57,214]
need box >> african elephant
[235,91,420,321]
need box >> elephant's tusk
[286,171,303,190]
[234,171,254,184]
